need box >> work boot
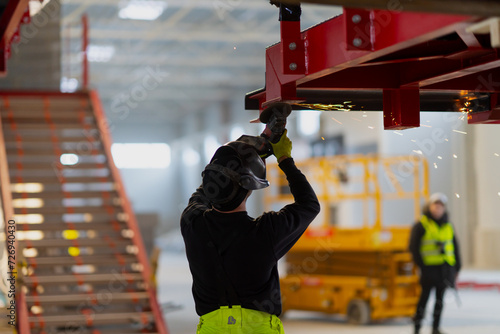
[432,329,446,334]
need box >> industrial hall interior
[1,0,500,333]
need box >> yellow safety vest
[419,215,456,266]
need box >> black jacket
[409,211,462,286]
[181,158,320,316]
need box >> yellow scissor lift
[264,155,429,324]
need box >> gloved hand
[270,130,292,163]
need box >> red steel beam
[278,0,500,17]
[251,8,499,129]
[0,0,30,76]
[262,9,475,104]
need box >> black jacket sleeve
[409,222,425,268]
[453,234,462,272]
[180,185,211,227]
[261,158,321,260]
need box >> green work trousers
[196,306,285,334]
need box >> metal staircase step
[12,191,119,199]
[3,97,89,109]
[31,330,158,334]
[4,136,101,143]
[2,123,96,130]
[11,176,112,184]
[23,273,144,286]
[15,222,127,232]
[6,148,104,156]
[1,110,93,118]
[8,162,105,170]
[25,292,150,305]
[26,255,138,266]
[16,214,127,225]
[14,206,120,215]
[28,311,154,327]
[1,117,95,125]
[19,238,132,248]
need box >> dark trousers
[414,281,447,329]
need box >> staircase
[0,91,168,334]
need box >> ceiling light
[111,143,171,169]
[118,1,167,21]
[60,153,79,166]
[60,77,78,93]
[87,45,115,63]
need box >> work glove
[270,130,292,162]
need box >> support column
[383,88,420,130]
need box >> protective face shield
[202,141,269,210]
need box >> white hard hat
[429,192,448,205]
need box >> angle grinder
[236,102,292,159]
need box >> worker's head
[428,192,448,220]
[202,141,269,211]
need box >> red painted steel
[82,14,89,90]
[383,88,420,129]
[0,0,30,76]
[247,7,500,128]
[90,90,169,334]
[0,97,30,334]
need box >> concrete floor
[158,251,500,334]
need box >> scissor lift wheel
[346,299,370,325]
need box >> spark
[411,139,417,143]
[437,156,443,160]
[498,192,500,197]
[394,131,403,136]
[321,137,325,140]
[413,150,423,155]
[233,46,237,50]
[455,193,460,199]
[420,124,432,128]
[368,126,375,129]
[453,154,458,159]
[445,138,449,142]
[331,117,343,125]
[363,114,368,118]
[434,163,438,169]
[495,153,500,157]
[343,101,352,104]
[351,117,362,122]
[453,130,468,135]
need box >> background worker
[181,131,320,333]
[409,193,462,334]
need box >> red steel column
[383,87,420,130]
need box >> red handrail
[89,90,169,334]
[81,14,89,90]
[0,98,30,333]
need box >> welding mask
[202,141,269,211]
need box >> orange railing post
[89,90,169,334]
[81,14,89,90]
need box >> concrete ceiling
[59,0,342,126]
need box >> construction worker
[181,131,320,333]
[409,193,462,334]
